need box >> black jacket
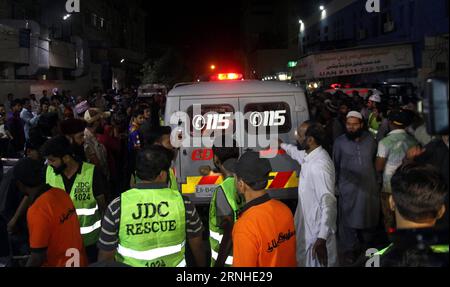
[380,228,448,267]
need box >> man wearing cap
[280,121,338,267]
[13,158,88,267]
[376,109,417,232]
[361,91,381,119]
[365,93,383,138]
[231,152,296,267]
[333,111,380,265]
[84,108,110,180]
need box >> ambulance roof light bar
[210,73,244,81]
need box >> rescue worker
[140,126,179,191]
[366,93,383,138]
[230,152,297,267]
[370,163,448,267]
[13,158,88,267]
[97,145,206,267]
[41,135,107,263]
[209,136,242,267]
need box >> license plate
[195,185,218,198]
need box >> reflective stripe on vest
[116,187,186,267]
[375,243,449,256]
[80,219,102,235]
[45,163,100,246]
[117,241,185,261]
[209,229,223,243]
[211,249,233,266]
[209,177,243,267]
[431,245,449,254]
[76,205,99,216]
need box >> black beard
[53,163,67,175]
[346,130,363,141]
[296,142,308,151]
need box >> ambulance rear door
[238,95,300,200]
[178,97,239,205]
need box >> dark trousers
[85,244,98,264]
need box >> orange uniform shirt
[27,187,88,267]
[232,194,297,267]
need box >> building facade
[296,0,449,89]
[240,0,299,80]
[0,0,146,102]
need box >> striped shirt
[97,190,203,251]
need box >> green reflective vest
[375,243,449,256]
[169,168,178,192]
[116,187,186,267]
[45,163,101,246]
[368,112,380,137]
[209,177,244,267]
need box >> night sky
[143,0,319,76]
[144,1,243,75]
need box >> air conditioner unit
[384,21,395,33]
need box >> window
[19,29,31,48]
[324,26,328,33]
[244,102,292,134]
[398,5,404,29]
[187,104,235,136]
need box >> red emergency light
[210,73,244,81]
[330,83,341,89]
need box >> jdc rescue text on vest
[126,202,177,235]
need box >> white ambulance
[165,73,310,205]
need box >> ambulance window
[187,104,235,136]
[244,102,292,134]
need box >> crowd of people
[302,89,448,266]
[0,86,448,268]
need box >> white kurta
[281,144,338,267]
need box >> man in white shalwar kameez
[280,121,338,267]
